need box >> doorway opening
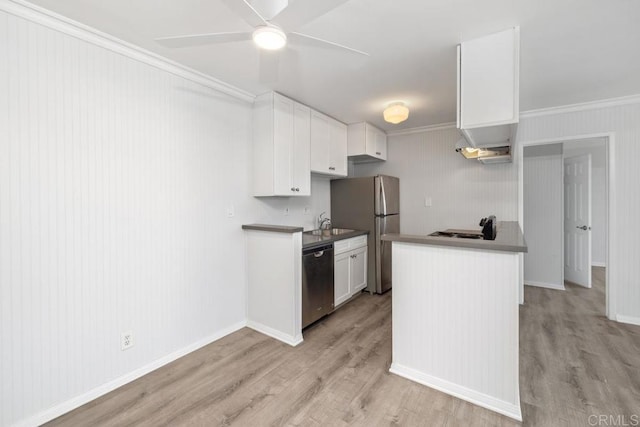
[518,134,613,319]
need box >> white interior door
[564,154,592,287]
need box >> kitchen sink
[307,228,355,236]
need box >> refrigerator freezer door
[374,175,400,216]
[375,214,400,293]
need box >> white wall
[354,127,518,234]
[517,101,640,323]
[253,175,331,231]
[0,6,329,427]
[523,144,564,289]
[563,140,607,266]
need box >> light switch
[425,197,432,207]
[226,205,235,217]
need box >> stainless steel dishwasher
[302,243,334,328]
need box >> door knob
[576,225,590,230]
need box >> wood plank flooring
[47,267,640,426]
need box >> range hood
[455,139,511,164]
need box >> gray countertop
[302,229,368,250]
[242,224,304,233]
[382,221,527,253]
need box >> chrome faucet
[318,212,332,230]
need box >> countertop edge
[302,230,369,249]
[242,224,304,233]
[382,221,527,253]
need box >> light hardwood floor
[47,267,639,426]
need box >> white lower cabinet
[334,235,368,307]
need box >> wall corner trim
[1,0,256,103]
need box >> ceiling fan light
[383,102,409,124]
[252,26,287,50]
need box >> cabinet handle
[291,187,296,191]
[376,151,381,155]
[295,188,300,192]
[329,166,335,171]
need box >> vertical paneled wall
[518,102,640,321]
[523,146,564,288]
[0,7,331,425]
[354,128,519,234]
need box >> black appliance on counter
[479,215,497,240]
[428,215,497,241]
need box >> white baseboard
[525,281,565,291]
[592,262,606,268]
[616,315,640,327]
[389,363,522,422]
[246,320,303,347]
[15,320,247,427]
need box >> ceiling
[23,0,640,131]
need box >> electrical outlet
[226,205,235,218]
[425,197,433,207]
[283,207,290,216]
[121,331,134,351]
[303,206,311,215]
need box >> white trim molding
[520,94,640,119]
[1,0,255,103]
[615,315,640,327]
[386,122,456,137]
[524,281,565,291]
[246,320,304,347]
[385,94,640,138]
[592,262,606,268]
[14,321,247,427]
[390,363,522,421]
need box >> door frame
[517,132,615,320]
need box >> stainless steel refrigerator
[330,175,399,294]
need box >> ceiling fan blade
[155,32,252,48]
[289,32,369,56]
[272,0,350,30]
[220,0,268,28]
[259,49,281,84]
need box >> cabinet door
[459,27,519,128]
[310,111,330,173]
[334,252,351,306]
[365,124,378,157]
[329,119,348,176]
[273,94,294,194]
[292,102,311,195]
[350,246,368,294]
[375,130,387,160]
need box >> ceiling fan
[155,0,369,56]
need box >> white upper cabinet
[347,122,387,162]
[311,111,348,177]
[253,92,311,196]
[457,27,520,147]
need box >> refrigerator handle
[379,177,387,216]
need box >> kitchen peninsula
[382,221,527,421]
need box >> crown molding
[386,93,640,137]
[386,122,457,137]
[1,0,256,103]
[519,93,640,118]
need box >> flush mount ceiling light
[252,25,287,50]
[383,102,409,124]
